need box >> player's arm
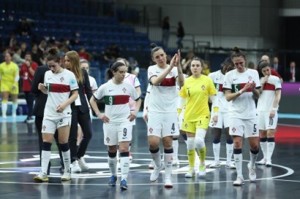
[224,89,242,101]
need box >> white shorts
[209,111,230,128]
[229,117,259,138]
[42,117,71,134]
[103,122,132,146]
[148,112,179,138]
[258,111,278,130]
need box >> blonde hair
[66,51,83,83]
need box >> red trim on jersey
[160,77,176,86]
[218,84,223,92]
[113,95,130,105]
[263,83,275,91]
[239,83,253,92]
[49,83,71,92]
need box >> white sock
[226,143,233,163]
[61,150,71,172]
[164,152,173,179]
[2,102,7,117]
[120,156,130,180]
[249,151,258,168]
[151,150,161,168]
[108,157,117,176]
[41,150,51,174]
[260,140,267,159]
[234,153,243,178]
[267,142,275,162]
[213,143,220,162]
[12,103,18,116]
[172,139,179,161]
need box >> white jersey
[208,70,231,112]
[93,79,139,123]
[148,64,178,113]
[44,69,78,119]
[124,72,141,111]
[89,75,98,92]
[223,68,261,119]
[257,75,281,112]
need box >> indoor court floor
[0,116,299,199]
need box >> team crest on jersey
[106,137,110,143]
[42,125,46,131]
[201,85,206,90]
[122,87,127,93]
[60,77,64,82]
[232,127,236,133]
[149,128,153,134]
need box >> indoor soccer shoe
[120,179,128,190]
[233,176,244,186]
[33,172,49,182]
[108,175,117,186]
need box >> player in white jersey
[147,44,184,188]
[90,61,141,191]
[208,57,236,169]
[223,47,261,186]
[256,61,281,166]
[33,48,79,183]
[116,58,142,162]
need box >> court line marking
[0,152,295,186]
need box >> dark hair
[258,60,270,71]
[230,47,246,60]
[105,61,126,81]
[150,43,164,57]
[45,48,60,62]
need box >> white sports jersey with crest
[44,69,78,119]
[89,75,98,91]
[124,72,141,111]
[208,70,231,112]
[93,79,139,123]
[223,68,260,119]
[257,75,281,112]
[147,64,178,113]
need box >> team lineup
[28,45,281,191]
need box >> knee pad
[195,136,205,149]
[186,137,195,150]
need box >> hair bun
[232,47,240,53]
[150,43,157,49]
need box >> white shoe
[78,157,89,172]
[148,160,154,169]
[248,163,256,182]
[164,177,173,188]
[266,160,272,167]
[2,114,7,119]
[256,158,266,165]
[209,161,221,168]
[172,159,180,167]
[226,161,236,169]
[198,165,206,177]
[233,176,244,186]
[150,163,164,182]
[12,113,16,118]
[61,169,71,181]
[71,160,82,173]
[185,168,195,178]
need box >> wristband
[213,107,219,113]
[272,107,278,111]
[238,90,243,94]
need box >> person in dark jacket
[64,51,93,173]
